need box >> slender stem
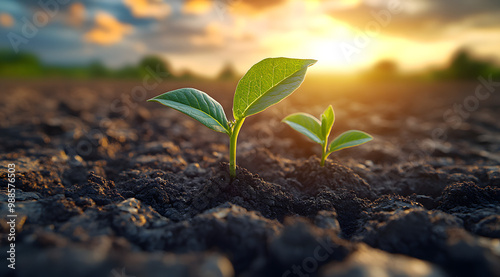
[320,142,328,166]
[229,118,245,178]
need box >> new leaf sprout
[282,105,373,166]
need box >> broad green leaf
[148,88,230,134]
[321,105,334,140]
[282,113,323,144]
[328,130,373,153]
[233,57,316,120]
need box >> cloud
[190,22,224,46]
[123,0,171,19]
[326,0,500,40]
[182,0,212,15]
[188,18,256,50]
[233,0,288,11]
[67,2,86,27]
[134,17,212,54]
[0,13,14,28]
[182,0,288,15]
[84,11,133,45]
[414,0,500,23]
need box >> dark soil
[1,80,500,277]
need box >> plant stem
[320,142,328,166]
[229,118,245,178]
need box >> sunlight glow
[264,12,372,72]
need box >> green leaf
[148,88,230,134]
[233,57,316,120]
[321,105,334,140]
[328,130,373,153]
[282,113,323,144]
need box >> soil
[1,79,500,277]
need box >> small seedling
[148,57,316,177]
[282,105,373,166]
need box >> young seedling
[148,57,316,177]
[282,105,373,166]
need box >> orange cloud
[191,22,224,47]
[67,2,85,27]
[229,0,288,14]
[190,20,255,48]
[0,13,14,28]
[183,0,212,15]
[84,12,132,45]
[123,0,171,19]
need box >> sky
[1,0,500,77]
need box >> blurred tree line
[364,48,500,81]
[0,50,239,80]
[2,48,498,81]
[429,49,500,80]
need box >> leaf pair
[148,57,316,177]
[148,58,316,134]
[282,106,373,166]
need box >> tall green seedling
[148,57,316,177]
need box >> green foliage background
[1,48,499,81]
[0,50,236,80]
